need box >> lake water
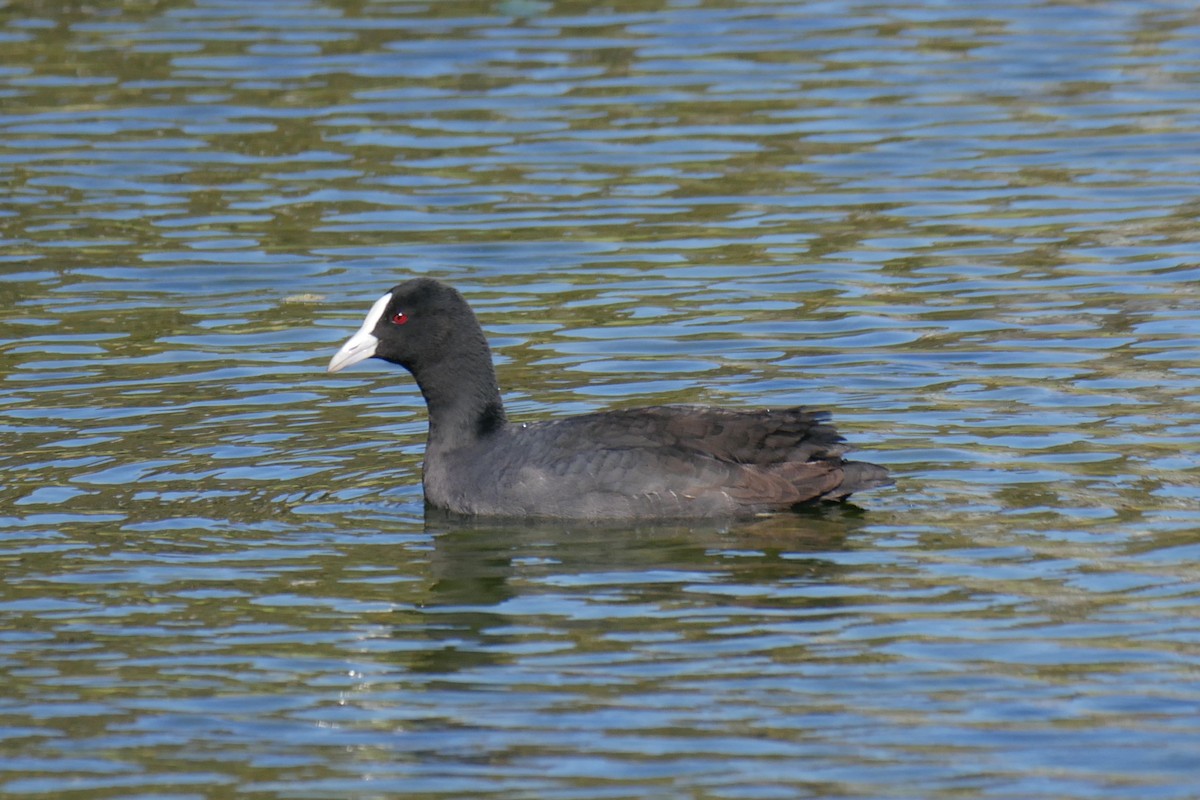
[2,1,1199,797]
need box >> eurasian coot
[328,278,891,520]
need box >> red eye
[391,311,408,325]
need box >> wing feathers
[516,405,888,514]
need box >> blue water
[2,1,1199,797]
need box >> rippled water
[2,1,1199,797]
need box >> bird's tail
[819,460,893,501]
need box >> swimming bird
[328,278,892,520]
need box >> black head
[328,278,481,374]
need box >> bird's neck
[413,336,507,452]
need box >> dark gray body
[422,404,890,520]
[332,278,892,521]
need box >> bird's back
[423,405,891,520]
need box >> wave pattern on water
[1,1,1199,798]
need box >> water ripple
[1,1,1199,798]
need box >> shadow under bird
[328,278,892,520]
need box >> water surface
[2,1,1199,798]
